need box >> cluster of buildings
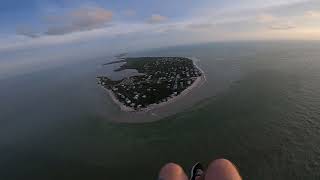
[98,57,202,110]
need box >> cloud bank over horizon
[1,0,320,53]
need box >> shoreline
[100,57,206,113]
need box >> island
[97,57,204,111]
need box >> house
[134,94,139,100]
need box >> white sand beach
[100,57,206,113]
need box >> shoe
[190,162,204,180]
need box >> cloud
[304,10,320,19]
[269,21,296,30]
[17,7,113,37]
[16,27,39,38]
[256,13,296,30]
[188,23,214,29]
[257,13,277,23]
[187,23,215,30]
[7,0,320,52]
[147,14,168,24]
[45,7,113,35]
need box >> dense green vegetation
[98,57,202,110]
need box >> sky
[1,0,320,61]
[1,0,320,143]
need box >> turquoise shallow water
[1,41,320,179]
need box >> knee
[160,163,184,173]
[159,163,187,180]
[206,159,241,180]
[209,159,235,168]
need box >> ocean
[0,41,320,179]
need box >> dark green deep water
[1,41,320,179]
